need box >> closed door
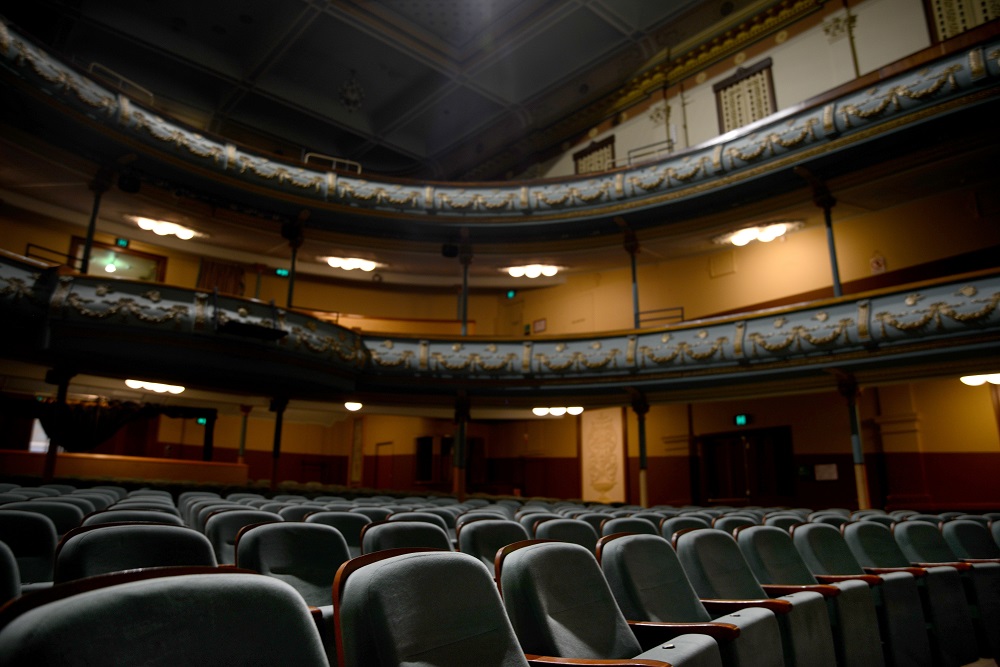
[696,427,795,506]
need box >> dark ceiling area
[0,0,744,180]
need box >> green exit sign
[275,268,290,277]
[115,237,129,248]
[734,413,752,426]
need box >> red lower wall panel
[881,451,1000,511]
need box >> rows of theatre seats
[0,484,998,667]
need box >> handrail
[303,152,362,174]
[24,243,75,269]
[638,307,684,327]
[87,62,154,106]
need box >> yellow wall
[156,413,351,456]
[909,379,1000,453]
[489,418,580,459]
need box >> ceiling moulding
[464,0,827,181]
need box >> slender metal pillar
[624,228,641,328]
[269,396,289,491]
[459,244,472,336]
[80,169,113,274]
[282,218,305,309]
[201,411,217,461]
[837,373,871,509]
[238,404,252,464]
[795,167,842,297]
[630,389,650,507]
[42,368,75,483]
[452,392,470,500]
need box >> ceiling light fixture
[532,406,584,416]
[506,264,559,278]
[714,221,802,247]
[125,379,185,394]
[129,216,198,240]
[323,256,378,272]
[959,373,1000,386]
[344,401,363,411]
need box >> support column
[629,389,650,507]
[619,219,641,329]
[452,392,470,501]
[837,373,871,509]
[238,404,252,464]
[459,242,472,336]
[269,396,288,491]
[80,168,114,274]
[201,411,217,462]
[281,216,306,309]
[42,367,76,483]
[795,167,842,297]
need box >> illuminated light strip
[323,257,378,272]
[532,406,584,416]
[959,373,1000,386]
[125,379,185,394]
[506,264,559,278]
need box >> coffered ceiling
[1,0,750,179]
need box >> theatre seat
[236,521,349,666]
[597,533,785,667]
[82,509,185,526]
[204,510,282,564]
[456,519,529,569]
[841,520,979,666]
[735,525,884,667]
[0,510,58,585]
[335,549,533,666]
[601,517,659,537]
[305,511,370,558]
[672,528,837,667]
[2,501,83,536]
[497,539,724,666]
[0,541,20,604]
[790,522,931,667]
[661,516,711,540]
[360,519,452,554]
[533,518,599,553]
[236,522,349,607]
[941,518,1000,559]
[54,522,218,583]
[713,516,757,534]
[892,520,1000,659]
[0,567,329,666]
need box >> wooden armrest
[308,606,323,623]
[701,597,793,615]
[863,566,926,578]
[814,574,883,586]
[628,619,741,643]
[912,561,972,571]
[525,656,669,666]
[762,583,840,598]
[961,558,1000,564]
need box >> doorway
[693,426,795,506]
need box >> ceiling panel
[471,5,628,102]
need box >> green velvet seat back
[0,510,57,584]
[236,522,349,607]
[499,541,643,659]
[305,511,370,558]
[456,519,528,569]
[338,550,529,667]
[0,572,329,666]
[55,524,217,583]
